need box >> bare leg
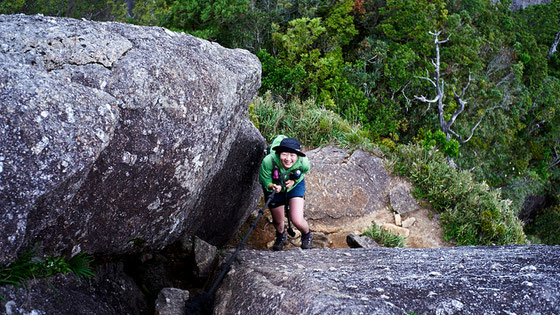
[270,205,285,233]
[288,197,309,234]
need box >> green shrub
[362,222,406,248]
[391,143,527,245]
[0,247,95,290]
[249,92,377,151]
[415,129,459,158]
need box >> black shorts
[264,179,305,209]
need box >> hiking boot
[301,231,312,249]
[272,230,286,251]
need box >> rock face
[215,245,560,314]
[155,288,190,315]
[510,0,551,10]
[0,263,148,315]
[0,14,263,263]
[304,147,391,245]
[389,182,420,214]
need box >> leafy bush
[415,129,459,158]
[391,144,527,245]
[0,247,95,290]
[361,222,406,248]
[249,92,377,151]
[257,49,306,99]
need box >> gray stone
[155,288,190,315]
[305,147,391,237]
[346,233,380,248]
[389,182,420,214]
[0,14,262,262]
[214,245,560,314]
[510,0,551,10]
[193,236,217,279]
[0,263,148,314]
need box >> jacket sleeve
[259,155,274,192]
[300,156,310,175]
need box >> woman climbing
[259,136,312,250]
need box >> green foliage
[0,0,25,14]
[362,222,406,247]
[68,253,96,279]
[391,144,527,245]
[416,129,459,158]
[121,0,170,26]
[323,0,359,48]
[0,247,95,290]
[162,0,249,44]
[0,0,122,20]
[248,92,377,151]
[257,49,306,99]
[265,2,369,123]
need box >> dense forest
[2,0,559,244]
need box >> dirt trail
[237,195,451,250]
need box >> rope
[185,190,277,314]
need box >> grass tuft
[361,223,406,248]
[0,246,95,296]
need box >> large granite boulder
[0,14,263,263]
[304,147,391,246]
[214,245,560,314]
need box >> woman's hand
[284,180,295,189]
[268,183,282,193]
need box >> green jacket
[259,143,310,193]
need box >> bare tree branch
[447,128,461,139]
[548,29,560,59]
[417,70,437,88]
[549,140,560,169]
[460,117,483,143]
[415,31,498,145]
[448,74,473,130]
[414,94,440,104]
[431,59,438,69]
[401,81,412,111]
[391,79,412,101]
[494,178,533,191]
[429,30,450,44]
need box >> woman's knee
[270,207,284,223]
[288,201,306,225]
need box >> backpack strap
[271,158,302,187]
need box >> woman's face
[279,152,298,169]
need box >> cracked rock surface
[215,245,560,314]
[0,14,262,262]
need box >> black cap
[273,138,306,157]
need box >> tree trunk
[127,0,134,18]
[548,30,560,59]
